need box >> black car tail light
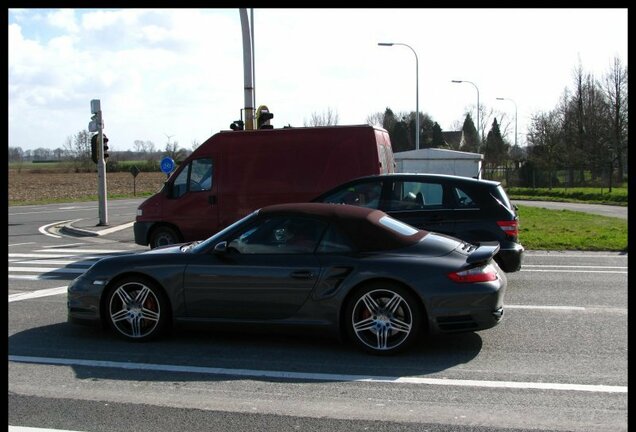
[447,264,498,283]
[497,220,519,238]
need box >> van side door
[164,157,219,242]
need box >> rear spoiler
[466,241,500,265]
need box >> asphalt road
[8,200,628,432]
[513,200,627,219]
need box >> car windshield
[191,210,260,253]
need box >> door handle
[290,270,314,280]
[208,195,217,205]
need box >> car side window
[454,187,478,208]
[319,181,382,209]
[227,216,327,254]
[316,225,354,253]
[387,181,444,210]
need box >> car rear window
[492,185,514,210]
[378,215,419,236]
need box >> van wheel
[149,226,180,248]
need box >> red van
[134,124,395,248]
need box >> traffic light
[256,105,274,129]
[103,134,109,160]
[230,120,244,131]
[91,134,98,164]
[90,134,109,163]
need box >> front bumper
[67,275,103,326]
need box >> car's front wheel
[105,277,169,341]
[345,282,422,355]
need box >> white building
[394,148,483,179]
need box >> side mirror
[213,241,228,254]
[162,181,173,198]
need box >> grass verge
[517,205,627,252]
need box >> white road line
[8,355,627,394]
[34,248,135,254]
[8,242,36,247]
[93,221,135,235]
[525,253,627,258]
[11,207,98,215]
[521,269,627,274]
[41,243,87,248]
[13,259,98,265]
[9,253,116,259]
[523,265,627,269]
[506,304,586,311]
[9,427,87,432]
[9,275,68,281]
[8,287,67,302]
[8,267,84,274]
[38,220,75,239]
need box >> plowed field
[9,170,167,204]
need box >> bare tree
[164,140,187,164]
[133,140,146,153]
[145,140,156,154]
[602,56,628,184]
[366,112,385,127]
[303,107,339,126]
[8,146,24,162]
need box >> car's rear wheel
[149,226,180,249]
[105,277,169,341]
[345,282,422,355]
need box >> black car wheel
[149,226,179,248]
[105,277,169,341]
[345,282,421,355]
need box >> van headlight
[136,208,143,216]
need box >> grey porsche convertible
[68,202,506,355]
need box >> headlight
[136,208,143,216]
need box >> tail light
[448,264,498,283]
[497,220,518,237]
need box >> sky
[8,8,628,153]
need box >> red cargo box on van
[134,124,395,248]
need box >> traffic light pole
[95,111,108,226]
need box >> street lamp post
[496,97,518,148]
[451,80,480,146]
[379,42,419,150]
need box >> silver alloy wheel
[351,289,413,351]
[109,282,161,339]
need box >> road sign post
[90,99,108,226]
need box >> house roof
[442,131,464,148]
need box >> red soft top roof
[259,202,427,251]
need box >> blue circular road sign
[160,157,175,174]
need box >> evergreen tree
[484,118,509,167]
[431,122,446,148]
[460,114,480,153]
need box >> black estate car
[312,173,524,272]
